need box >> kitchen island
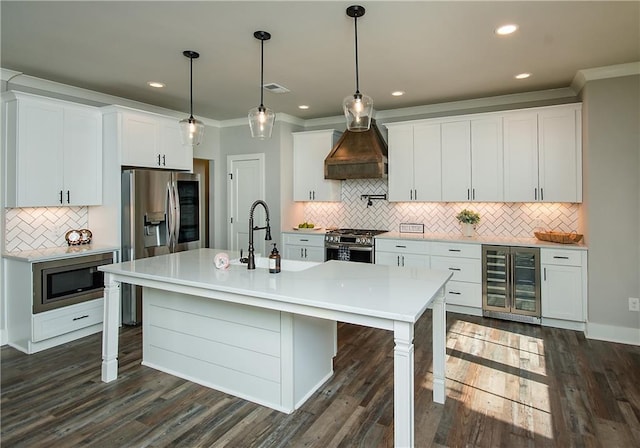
[99,249,451,447]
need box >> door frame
[227,153,266,252]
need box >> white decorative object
[462,223,475,237]
[213,252,230,269]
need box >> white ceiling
[2,1,639,121]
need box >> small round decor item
[213,252,230,270]
[65,230,82,246]
[79,229,92,244]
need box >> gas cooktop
[325,228,387,236]
[325,229,388,246]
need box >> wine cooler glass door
[483,246,510,312]
[511,248,541,316]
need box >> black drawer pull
[553,256,569,259]
[448,249,461,252]
[448,267,461,271]
[448,291,461,295]
[395,245,407,248]
[73,315,89,321]
[300,239,309,242]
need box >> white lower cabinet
[541,248,587,329]
[375,239,430,267]
[282,232,325,262]
[430,242,482,313]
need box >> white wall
[582,74,640,344]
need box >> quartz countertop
[100,248,452,324]
[3,244,119,262]
[376,232,588,250]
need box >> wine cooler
[482,245,541,324]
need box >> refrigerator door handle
[173,181,181,247]
[167,181,176,250]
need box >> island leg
[432,286,446,404]
[101,273,120,382]
[393,321,415,447]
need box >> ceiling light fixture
[179,50,204,147]
[343,5,373,132]
[515,72,531,79]
[147,81,165,88]
[298,105,310,110]
[496,24,518,35]
[248,31,275,140]
[391,91,405,97]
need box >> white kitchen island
[99,249,451,447]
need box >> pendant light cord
[189,56,194,119]
[260,38,265,109]
[354,15,360,95]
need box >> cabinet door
[471,117,503,201]
[284,244,324,261]
[402,253,430,268]
[15,99,64,206]
[293,131,341,201]
[541,264,583,321]
[387,126,415,201]
[538,107,581,202]
[413,123,442,201]
[63,106,102,205]
[159,119,192,171]
[121,112,159,168]
[503,111,538,202]
[441,121,471,202]
[304,246,326,262]
[375,251,402,266]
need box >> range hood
[324,120,388,180]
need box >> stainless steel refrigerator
[121,169,202,325]
[482,245,541,324]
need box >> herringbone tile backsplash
[5,207,88,252]
[304,179,581,237]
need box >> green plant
[456,209,480,225]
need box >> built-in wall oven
[325,229,387,264]
[33,252,113,314]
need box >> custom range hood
[324,120,388,180]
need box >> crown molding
[0,68,221,127]
[571,61,640,94]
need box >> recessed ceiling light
[147,81,165,88]
[515,73,531,79]
[391,91,405,97]
[495,24,518,35]
[298,105,310,110]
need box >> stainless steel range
[325,229,387,263]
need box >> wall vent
[263,83,290,94]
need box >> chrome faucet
[248,200,272,269]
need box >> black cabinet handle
[414,189,417,200]
[534,188,538,200]
[395,245,407,248]
[553,256,569,259]
[410,190,413,200]
[541,188,544,201]
[157,154,161,166]
[59,190,63,204]
[448,267,461,271]
[472,189,475,200]
[67,190,70,204]
[73,315,89,321]
[448,249,461,252]
[448,291,461,295]
[467,189,470,200]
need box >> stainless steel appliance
[33,252,113,313]
[121,169,202,324]
[482,245,541,324]
[325,229,387,263]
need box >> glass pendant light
[248,31,275,140]
[343,5,373,132]
[179,50,205,146]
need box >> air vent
[263,83,290,94]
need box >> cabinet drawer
[32,299,103,342]
[445,281,481,308]
[283,233,325,247]
[431,256,481,283]
[541,249,583,266]
[431,242,481,259]
[374,238,430,255]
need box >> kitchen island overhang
[99,249,451,447]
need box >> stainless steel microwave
[33,252,113,314]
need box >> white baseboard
[586,322,640,346]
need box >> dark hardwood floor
[2,312,639,447]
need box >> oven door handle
[325,244,373,252]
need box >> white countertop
[3,244,119,262]
[99,248,452,324]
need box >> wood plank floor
[2,312,639,447]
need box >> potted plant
[456,209,480,237]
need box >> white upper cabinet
[504,104,582,202]
[104,106,193,171]
[2,92,102,207]
[293,130,341,202]
[387,122,441,202]
[441,121,471,202]
[470,117,504,201]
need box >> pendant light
[248,31,275,140]
[343,5,373,132]
[179,50,205,146]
